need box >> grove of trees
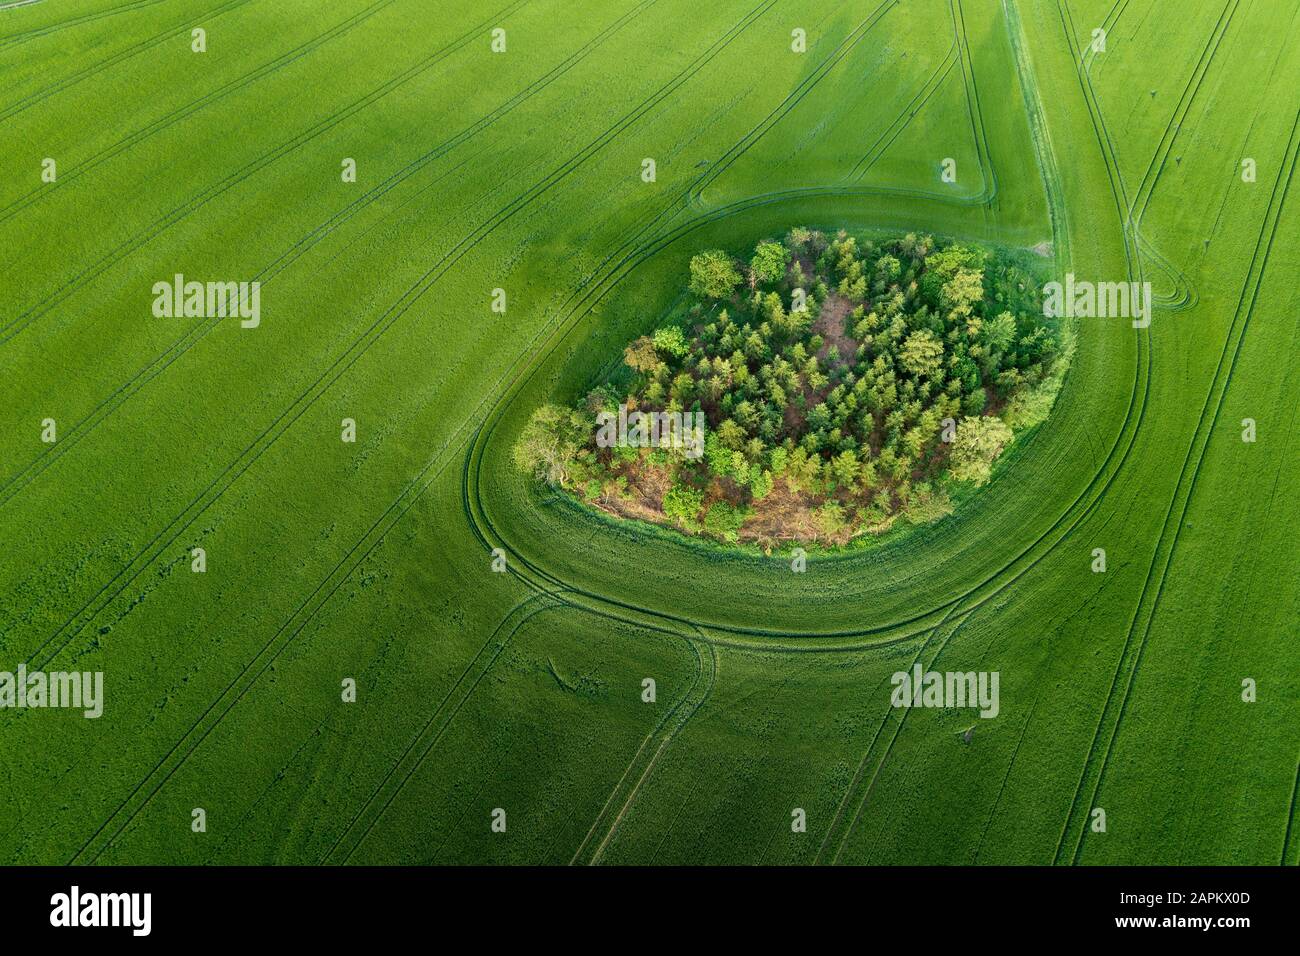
[515,228,1063,548]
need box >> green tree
[653,326,689,358]
[980,310,1017,355]
[920,244,984,301]
[899,329,945,380]
[876,254,902,284]
[623,335,659,373]
[939,267,985,320]
[831,449,860,487]
[948,416,1014,485]
[689,249,742,299]
[814,501,848,539]
[749,240,789,287]
[704,433,733,478]
[730,451,751,484]
[512,404,585,485]
[716,418,746,450]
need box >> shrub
[703,501,749,542]
[662,484,705,532]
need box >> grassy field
[0,0,1296,865]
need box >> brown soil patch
[813,292,857,369]
[594,496,662,525]
[627,456,672,508]
[740,478,853,549]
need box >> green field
[0,0,1296,865]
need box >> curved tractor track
[460,5,1145,653]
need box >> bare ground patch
[814,292,858,369]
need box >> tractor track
[0,0,164,50]
[812,603,961,863]
[319,593,562,865]
[572,630,715,865]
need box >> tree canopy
[688,249,742,300]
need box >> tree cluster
[515,228,1059,548]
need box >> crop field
[0,0,1297,867]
